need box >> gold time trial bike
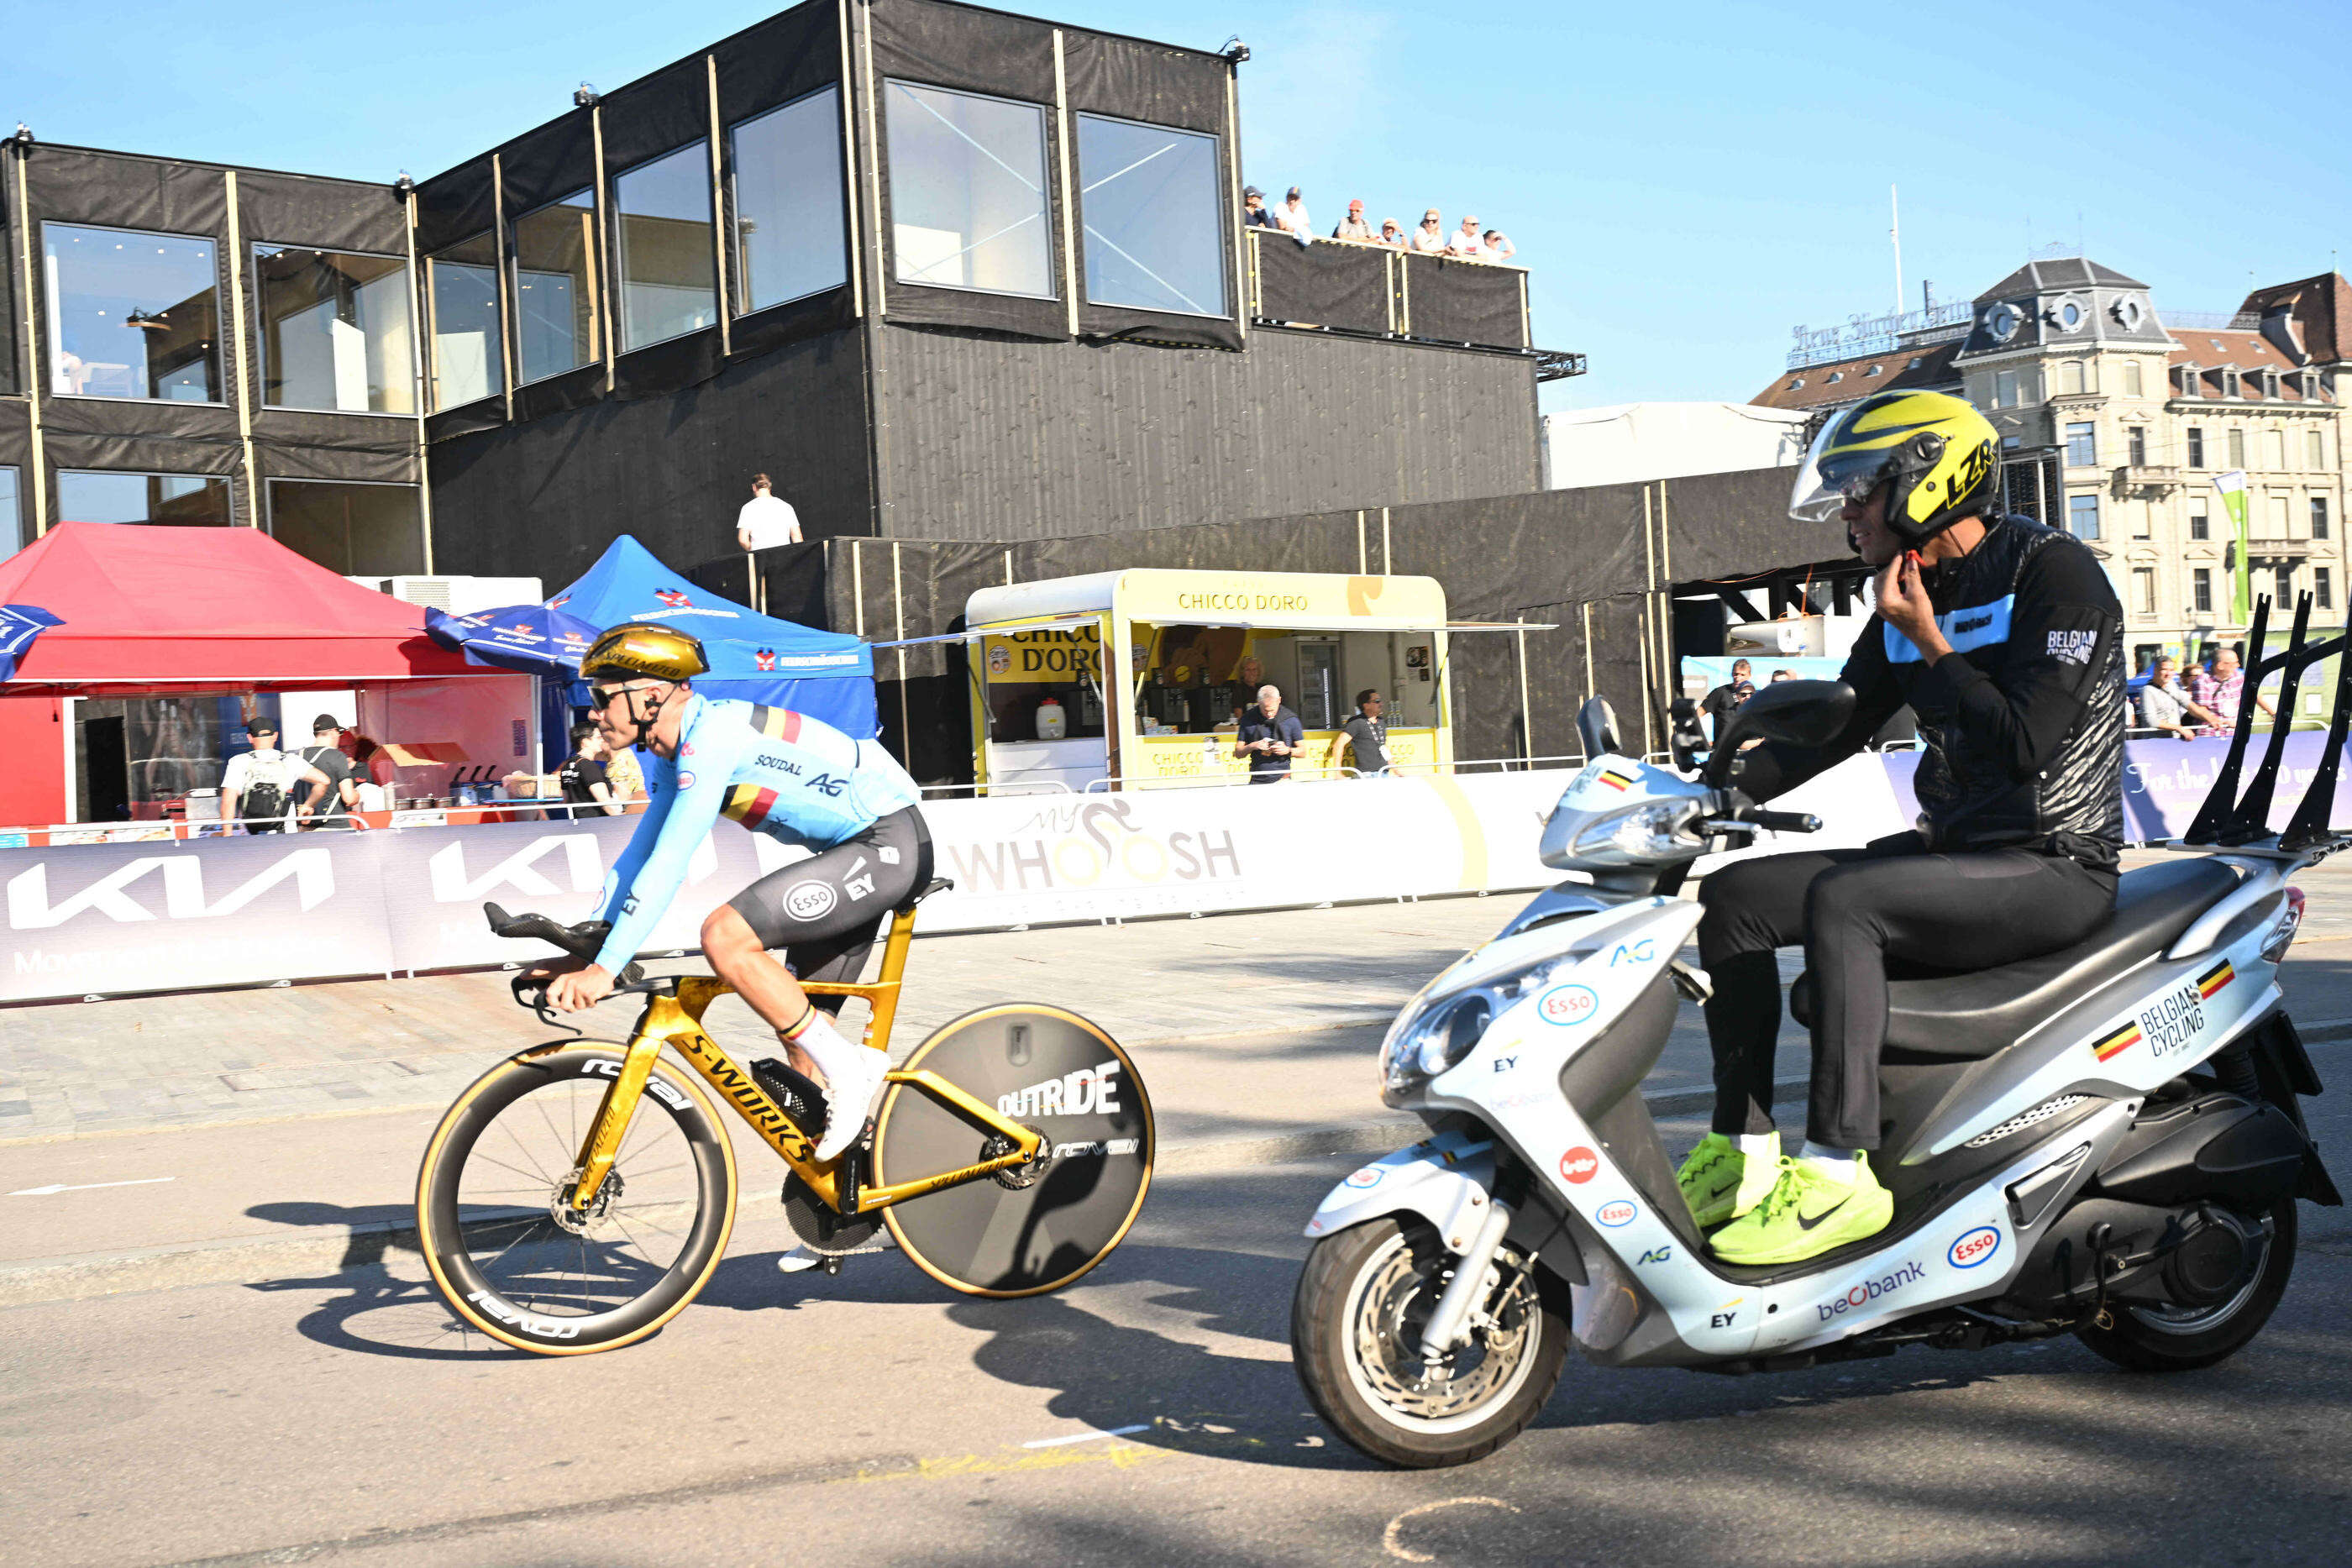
[414,878,1154,1355]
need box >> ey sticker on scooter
[1537,983,1599,1026]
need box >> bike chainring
[783,1173,885,1256]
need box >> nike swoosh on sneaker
[1796,1194,1852,1230]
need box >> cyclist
[533,621,930,1162]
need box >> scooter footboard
[1305,1131,1496,1251]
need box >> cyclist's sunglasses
[589,680,665,711]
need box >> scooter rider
[1680,390,2127,1264]
[529,621,931,1163]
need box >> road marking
[831,1442,1168,1484]
[9,1177,176,1197]
[1021,1424,1151,1449]
[1383,1497,1521,1563]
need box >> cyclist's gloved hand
[547,963,616,1013]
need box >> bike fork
[564,1019,674,1214]
[1419,1199,1515,1362]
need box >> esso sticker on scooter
[1948,1226,2002,1269]
[1537,984,1599,1027]
[1595,1198,1638,1227]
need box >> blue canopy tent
[549,535,879,740]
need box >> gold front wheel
[874,1005,1152,1298]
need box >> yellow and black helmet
[1790,390,2000,546]
[580,621,710,684]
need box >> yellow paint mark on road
[832,1441,1171,1485]
[1383,1496,1521,1562]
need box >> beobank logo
[1816,1260,1925,1323]
[1559,1146,1599,1184]
[1948,1226,2002,1269]
[1537,984,1599,1026]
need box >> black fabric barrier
[1060,31,1229,134]
[251,412,419,485]
[236,170,405,255]
[1254,236,1389,335]
[600,55,717,175]
[19,144,227,237]
[426,398,506,444]
[1076,307,1242,351]
[412,155,496,253]
[714,1,844,123]
[885,287,1067,342]
[1403,254,1524,350]
[1658,465,1847,585]
[868,0,1056,102]
[0,401,32,468]
[495,109,598,218]
[730,287,858,359]
[612,327,727,401]
[512,363,610,425]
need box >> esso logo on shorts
[784,881,838,921]
[1559,1146,1600,1184]
[1537,984,1599,1027]
[1948,1225,2002,1269]
[1595,1198,1637,1227]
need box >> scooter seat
[1788,857,2244,1060]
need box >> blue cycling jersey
[591,695,921,971]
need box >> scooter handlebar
[1741,808,1822,834]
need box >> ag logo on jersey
[784,881,837,921]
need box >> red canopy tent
[0,522,480,690]
[0,523,526,829]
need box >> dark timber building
[1,0,1558,587]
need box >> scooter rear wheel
[2075,1199,2296,1372]
[1293,1215,1569,1468]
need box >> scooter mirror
[1668,695,1706,773]
[1578,695,1624,761]
[1705,679,1856,783]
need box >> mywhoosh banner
[3,741,2334,1005]
[0,774,1572,1005]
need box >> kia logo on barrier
[7,851,335,929]
[425,836,605,902]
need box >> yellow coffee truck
[965,569,1452,791]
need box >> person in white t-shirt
[1411,210,1448,254]
[220,718,333,834]
[735,474,802,554]
[1449,215,1487,257]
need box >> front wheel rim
[1339,1230,1543,1434]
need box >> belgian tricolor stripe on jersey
[2092,1020,2143,1062]
[749,705,803,744]
[723,784,779,830]
[1598,768,1637,792]
[2197,960,2234,999]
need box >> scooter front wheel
[1292,1215,1569,1468]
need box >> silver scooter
[1291,596,2344,1469]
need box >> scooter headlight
[1569,801,1698,866]
[1379,956,1571,1096]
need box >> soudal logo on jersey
[654,589,692,608]
[996,1061,1124,1120]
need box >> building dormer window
[2302,370,2322,400]
[1864,364,1882,376]
[2179,363,2199,397]
[2223,368,2242,398]
[1788,377,1804,390]
[1826,370,1844,384]
[1908,356,1923,368]
[2262,369,2280,399]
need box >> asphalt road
[6,1072,2351,1566]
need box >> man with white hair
[1234,684,1304,783]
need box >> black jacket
[1740,515,2125,869]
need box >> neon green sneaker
[1708,1152,1893,1265]
[1675,1131,1779,1229]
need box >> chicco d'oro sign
[1537,984,1599,1026]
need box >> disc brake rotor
[549,1167,623,1236]
[1350,1238,1537,1422]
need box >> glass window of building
[613,144,719,352]
[2276,564,2295,606]
[1074,113,1226,317]
[2318,566,2334,610]
[427,232,504,410]
[2313,497,2330,539]
[2123,359,2144,397]
[57,469,233,526]
[2193,568,2213,613]
[2187,427,2205,468]
[2265,427,2287,470]
[2059,360,2084,395]
[254,246,415,414]
[2065,421,2097,467]
[512,190,602,384]
[730,90,848,314]
[2271,494,2291,535]
[885,81,1053,297]
[268,480,424,576]
[2132,568,2155,616]
[2127,426,2147,466]
[2190,503,2209,540]
[1,465,22,562]
[2309,427,2327,469]
[1993,370,2018,407]
[2228,427,2246,469]
[2066,493,2100,540]
[42,223,220,401]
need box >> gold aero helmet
[580,621,710,684]
[1789,390,2000,547]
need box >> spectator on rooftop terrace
[1332,199,1373,241]
[1378,218,1405,247]
[1482,228,1516,261]
[1412,210,1447,253]
[1276,186,1313,245]
[1449,215,1487,256]
[1242,186,1281,230]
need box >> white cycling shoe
[811,1042,889,1164]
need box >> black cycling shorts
[727,806,932,999]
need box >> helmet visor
[1788,419,1894,524]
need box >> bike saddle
[1789,857,2244,1059]
[895,876,955,913]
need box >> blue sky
[11,2,2348,413]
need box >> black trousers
[728,808,934,1013]
[1694,833,2116,1149]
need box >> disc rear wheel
[416,1044,736,1354]
[874,1004,1152,1297]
